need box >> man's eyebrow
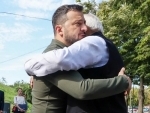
[74,19,85,23]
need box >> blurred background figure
[13,88,27,113]
[0,90,4,113]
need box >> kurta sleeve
[24,36,109,77]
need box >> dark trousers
[14,111,25,113]
[13,108,25,113]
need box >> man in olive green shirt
[29,4,131,113]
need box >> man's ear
[55,25,63,37]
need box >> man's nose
[81,24,87,32]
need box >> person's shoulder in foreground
[0,90,4,113]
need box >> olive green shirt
[32,39,129,113]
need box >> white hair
[84,13,104,33]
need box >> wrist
[123,76,131,90]
[120,75,130,90]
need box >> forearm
[77,76,129,99]
[24,36,108,77]
[15,104,22,110]
[45,71,129,100]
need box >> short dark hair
[52,4,83,34]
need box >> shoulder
[81,35,106,45]
[43,44,63,53]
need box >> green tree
[76,0,97,14]
[144,87,150,105]
[23,86,32,104]
[0,77,7,84]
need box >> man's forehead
[67,16,86,23]
[66,10,84,20]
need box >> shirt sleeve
[24,36,109,77]
[43,71,129,100]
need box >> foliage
[144,87,150,105]
[0,83,16,104]
[127,87,150,106]
[0,77,7,85]
[76,0,97,14]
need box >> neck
[55,35,70,46]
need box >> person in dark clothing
[0,90,4,113]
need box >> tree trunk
[138,76,144,113]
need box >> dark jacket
[66,32,127,113]
[0,90,4,111]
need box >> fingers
[125,77,131,94]
[118,67,125,75]
[127,89,130,95]
[118,67,132,94]
[124,91,128,96]
[30,83,33,88]
[124,89,130,96]
[30,76,33,88]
